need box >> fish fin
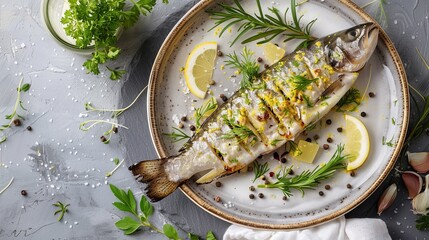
[129,158,182,202]
[196,168,226,184]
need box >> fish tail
[129,157,181,202]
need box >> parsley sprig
[208,0,317,49]
[225,47,260,89]
[110,184,217,239]
[61,0,162,80]
[258,145,348,197]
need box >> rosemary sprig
[221,115,257,144]
[53,201,70,221]
[163,127,191,142]
[336,87,361,112]
[208,0,317,49]
[291,75,317,91]
[225,47,260,89]
[258,144,348,197]
[194,97,218,128]
[252,161,269,182]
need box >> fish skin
[130,23,379,202]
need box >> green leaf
[113,158,120,165]
[206,231,217,240]
[110,184,136,215]
[5,114,13,120]
[188,233,200,240]
[107,67,126,80]
[112,202,131,212]
[19,83,31,92]
[127,189,137,215]
[115,216,141,234]
[0,136,6,143]
[416,214,429,230]
[163,224,179,240]
[139,195,154,219]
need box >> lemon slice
[184,42,217,99]
[263,42,286,65]
[344,115,370,171]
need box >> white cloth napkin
[223,216,391,240]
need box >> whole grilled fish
[130,23,379,201]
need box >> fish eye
[347,29,360,41]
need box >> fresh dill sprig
[194,97,218,128]
[208,0,317,49]
[53,201,70,221]
[225,47,260,89]
[163,127,191,142]
[221,116,257,144]
[336,87,361,112]
[258,144,349,197]
[291,75,317,91]
[252,161,270,182]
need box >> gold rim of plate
[147,0,409,230]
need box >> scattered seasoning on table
[249,186,255,191]
[181,116,187,122]
[178,122,184,129]
[280,157,287,163]
[369,92,375,98]
[217,50,223,57]
[257,57,263,62]
[249,194,255,199]
[347,184,352,189]
[100,136,107,143]
[273,152,279,160]
[215,181,222,187]
[327,137,333,143]
[258,193,264,199]
[21,190,27,196]
[112,127,118,133]
[220,94,228,102]
[337,127,343,133]
[264,64,269,69]
[214,196,221,202]
[319,191,324,196]
[361,112,367,117]
[325,185,331,190]
[323,144,329,150]
[305,137,312,142]
[209,80,216,85]
[326,119,332,125]
[13,119,21,126]
[313,134,319,140]
[350,171,356,177]
[269,172,275,178]
[282,196,288,201]
[190,125,196,131]
[26,126,32,131]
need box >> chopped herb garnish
[258,144,349,197]
[382,136,394,147]
[221,116,257,144]
[336,87,361,112]
[194,97,218,128]
[163,127,191,142]
[229,158,239,163]
[391,117,396,125]
[270,139,282,146]
[208,0,317,50]
[225,47,260,89]
[291,75,317,91]
[53,201,70,221]
[253,161,270,182]
[302,94,313,107]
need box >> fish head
[323,23,379,72]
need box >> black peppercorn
[249,194,255,199]
[361,112,367,117]
[282,196,288,201]
[249,186,255,191]
[181,116,187,122]
[112,127,118,133]
[280,157,287,163]
[326,119,332,125]
[21,190,27,196]
[26,126,32,131]
[306,138,312,142]
[313,134,319,140]
[325,185,331,190]
[13,119,21,126]
[257,57,263,62]
[264,64,269,69]
[258,193,264,198]
[217,50,223,57]
[273,152,279,160]
[327,137,333,143]
[323,144,329,150]
[337,127,343,133]
[350,171,356,177]
[215,181,222,187]
[347,184,352,189]
[190,125,196,131]
[319,191,324,196]
[369,92,375,98]
[100,136,107,142]
[220,94,228,102]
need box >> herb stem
[416,47,429,70]
[0,177,14,195]
[409,84,425,102]
[360,65,372,103]
[79,120,128,131]
[106,159,125,177]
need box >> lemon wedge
[184,42,217,99]
[344,115,370,171]
[263,42,286,65]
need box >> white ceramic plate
[147,0,408,229]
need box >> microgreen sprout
[106,159,125,177]
[53,201,70,221]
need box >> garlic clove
[408,152,429,173]
[412,174,429,215]
[401,171,423,199]
[377,183,397,215]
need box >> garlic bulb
[377,183,397,215]
[401,171,423,199]
[412,174,429,215]
[408,152,429,173]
